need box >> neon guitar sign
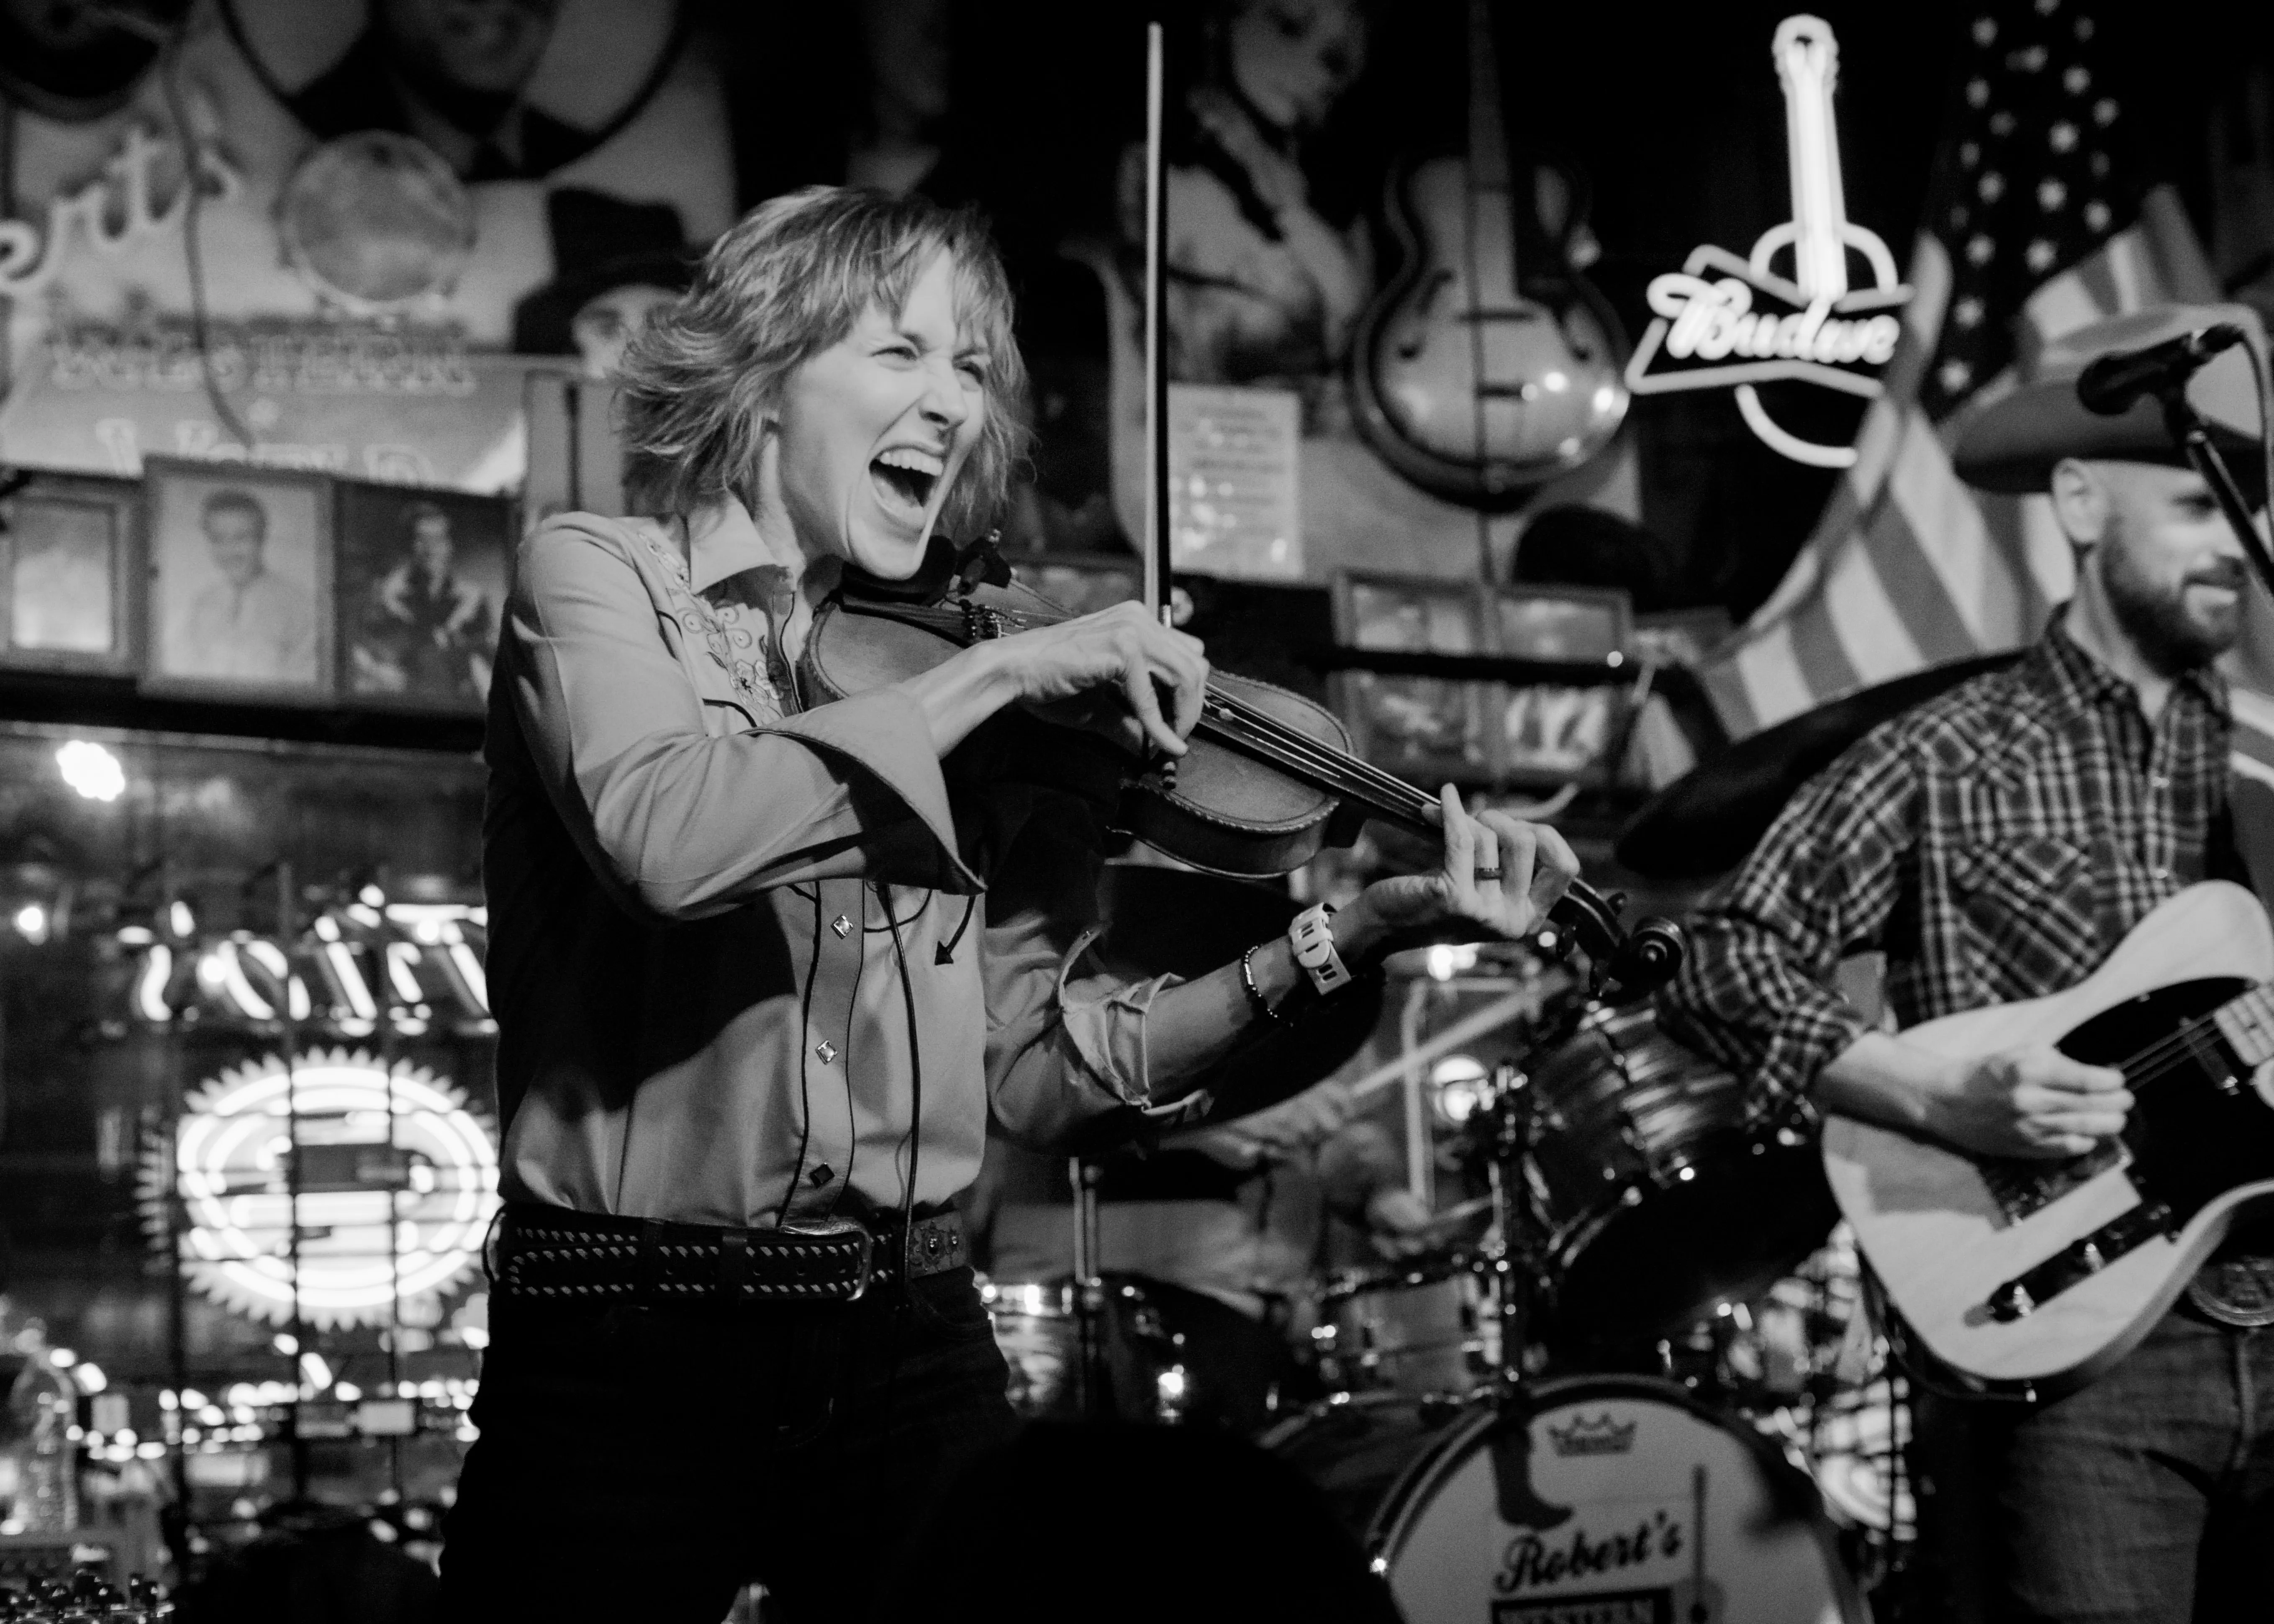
[1625,15,1910,467]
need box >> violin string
[1203,690,1439,824]
[900,594,1445,825]
[1198,695,1424,814]
[1214,717,1437,827]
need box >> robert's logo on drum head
[1548,1413,1638,1457]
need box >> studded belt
[491,1202,968,1306]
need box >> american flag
[1695,1,2241,744]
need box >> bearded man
[1658,305,2274,1622]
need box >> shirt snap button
[832,914,853,938]
[814,1040,838,1065]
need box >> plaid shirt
[1657,618,2235,1124]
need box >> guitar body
[1349,152,1628,506]
[1824,882,2274,1396]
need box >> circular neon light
[139,1050,500,1330]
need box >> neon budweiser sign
[1625,15,1911,467]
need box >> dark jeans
[436,1267,1015,1624]
[1922,1310,2274,1622]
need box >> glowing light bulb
[56,739,126,801]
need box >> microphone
[1603,915,1686,998]
[2076,324,2248,417]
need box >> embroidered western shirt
[483,498,1185,1229]
[1657,618,2235,1124]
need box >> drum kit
[981,985,1902,1623]
[978,669,1988,1623]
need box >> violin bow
[1141,21,1173,626]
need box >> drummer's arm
[1655,734,1919,1129]
[1316,1118,1431,1241]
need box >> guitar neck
[2214,983,2274,1071]
[1466,0,1512,196]
[1772,16,1850,303]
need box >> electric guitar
[1822,881,2274,1397]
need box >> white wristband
[1288,903,1353,996]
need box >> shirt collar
[684,496,792,595]
[2035,611,2232,723]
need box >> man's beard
[2101,533,2243,677]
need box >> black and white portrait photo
[0,474,138,672]
[146,459,332,699]
[337,482,510,709]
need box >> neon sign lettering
[1625,16,1910,467]
[139,1052,500,1330]
[125,903,490,1033]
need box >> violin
[798,549,1683,993]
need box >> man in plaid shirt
[1658,305,2274,1621]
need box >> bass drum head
[1272,1378,1866,1624]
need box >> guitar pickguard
[2061,977,2274,1231]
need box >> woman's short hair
[615,186,1030,538]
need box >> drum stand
[1475,1060,1558,1400]
[1069,1157,1111,1417]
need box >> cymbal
[1615,654,2015,881]
[1089,863,1383,1126]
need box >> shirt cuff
[1759,999,1873,1128]
[758,688,981,891]
[1054,926,1201,1121]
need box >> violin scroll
[1545,884,1687,1001]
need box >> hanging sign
[139,1050,500,1331]
[1624,16,1911,467]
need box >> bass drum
[1263,1377,1868,1624]
[1528,1004,1838,1339]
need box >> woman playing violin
[442,184,1578,1624]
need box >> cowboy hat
[511,188,696,357]
[1952,302,2267,495]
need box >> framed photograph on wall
[1329,570,1491,786]
[335,481,513,711]
[0,472,140,673]
[144,458,334,702]
[1010,552,1143,618]
[1486,584,1634,786]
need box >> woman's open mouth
[870,448,943,523]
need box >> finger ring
[1473,866,1503,882]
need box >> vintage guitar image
[1347,0,1628,503]
[1823,881,2274,1396]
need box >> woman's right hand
[936,600,1210,759]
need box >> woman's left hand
[1337,785,1581,959]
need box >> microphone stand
[2158,387,2274,598]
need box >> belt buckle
[780,1216,875,1303]
[2188,1257,2274,1327]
